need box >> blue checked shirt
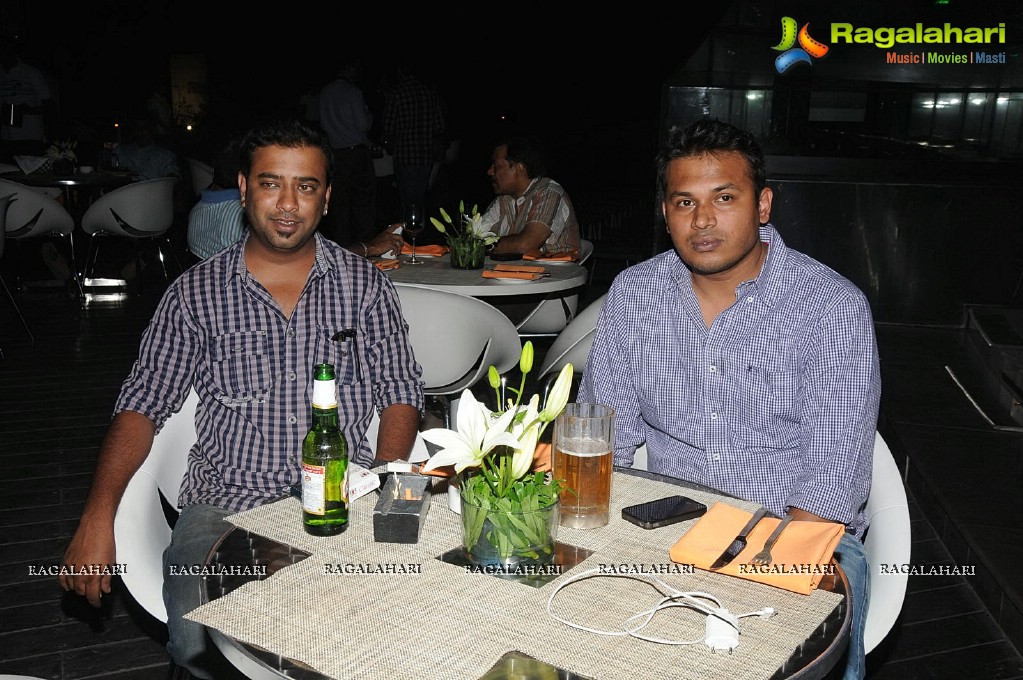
[115,232,425,513]
[579,225,880,537]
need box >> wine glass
[404,202,425,264]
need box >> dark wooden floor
[2,257,1023,678]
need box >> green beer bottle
[301,363,349,535]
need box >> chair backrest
[515,240,596,337]
[538,293,607,379]
[113,389,198,623]
[863,431,912,654]
[0,179,74,239]
[187,158,214,197]
[393,283,521,395]
[0,194,10,258]
[579,238,594,264]
[81,177,177,238]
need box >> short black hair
[503,136,548,179]
[237,118,334,187]
[656,119,766,199]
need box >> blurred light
[746,92,761,100]
[970,98,987,105]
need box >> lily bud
[488,365,501,389]
[439,208,453,224]
[430,217,447,233]
[519,341,534,375]
[539,363,574,422]
[458,200,466,215]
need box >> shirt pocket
[209,330,272,404]
[733,359,802,450]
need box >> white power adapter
[704,607,740,652]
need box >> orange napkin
[374,259,400,271]
[669,502,844,595]
[482,270,545,281]
[522,249,579,262]
[401,242,449,257]
[493,263,546,274]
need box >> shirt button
[710,412,718,420]
[340,349,349,356]
[288,415,297,424]
[712,453,721,461]
[746,296,754,304]
[288,371,297,381]
[708,365,717,373]
[287,329,295,337]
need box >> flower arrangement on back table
[430,200,499,269]
[420,342,574,565]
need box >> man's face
[662,151,772,278]
[487,145,522,196]
[239,144,330,255]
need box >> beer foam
[557,437,611,457]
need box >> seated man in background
[480,136,581,257]
[579,119,880,680]
[59,118,424,679]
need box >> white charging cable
[545,567,776,652]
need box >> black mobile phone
[621,495,708,529]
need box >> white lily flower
[507,395,542,479]
[538,363,574,423]
[421,389,520,474]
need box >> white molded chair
[537,292,606,380]
[113,389,198,622]
[81,177,180,291]
[1,192,35,345]
[186,157,214,197]
[0,178,78,292]
[863,431,912,654]
[516,239,595,338]
[394,283,521,427]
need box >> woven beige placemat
[187,473,843,680]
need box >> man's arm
[490,222,551,255]
[345,224,404,258]
[374,403,421,462]
[59,411,156,607]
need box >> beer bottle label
[302,462,326,515]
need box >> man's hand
[59,519,116,608]
[362,224,405,258]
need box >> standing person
[481,136,581,256]
[318,58,376,246]
[381,61,445,217]
[58,118,424,679]
[579,118,880,680]
[0,27,57,157]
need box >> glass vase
[449,238,486,269]
[459,472,559,568]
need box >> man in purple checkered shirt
[579,119,880,680]
[60,119,424,678]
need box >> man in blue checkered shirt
[60,119,425,679]
[579,119,880,680]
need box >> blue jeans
[162,503,241,679]
[834,531,870,680]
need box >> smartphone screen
[622,495,708,529]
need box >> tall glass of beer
[553,403,614,529]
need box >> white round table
[382,253,588,296]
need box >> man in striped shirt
[580,119,879,680]
[60,119,424,679]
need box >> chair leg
[133,240,144,295]
[65,233,84,297]
[0,274,34,340]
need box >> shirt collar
[223,231,335,287]
[515,177,541,206]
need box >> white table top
[381,253,588,296]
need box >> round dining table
[380,253,588,296]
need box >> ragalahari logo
[772,17,830,73]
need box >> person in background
[113,117,181,181]
[59,118,424,679]
[381,61,445,217]
[579,118,879,680]
[185,139,245,260]
[319,58,376,246]
[481,136,581,257]
[0,26,57,157]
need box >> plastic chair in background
[81,177,180,292]
[536,292,606,381]
[516,238,595,338]
[864,431,912,654]
[0,178,79,293]
[394,283,521,428]
[186,157,214,198]
[1,193,35,349]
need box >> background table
[193,469,849,680]
[382,253,588,296]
